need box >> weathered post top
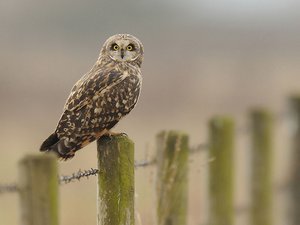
[18,153,59,225]
[97,135,134,225]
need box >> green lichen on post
[156,131,189,225]
[289,96,300,225]
[208,117,234,225]
[97,135,134,225]
[18,153,59,225]
[250,109,273,225]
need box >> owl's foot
[118,132,128,137]
[103,131,128,139]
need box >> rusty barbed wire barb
[59,168,99,184]
[0,183,18,194]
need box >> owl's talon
[102,131,127,140]
[120,132,128,137]
[105,130,121,136]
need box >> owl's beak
[120,49,125,59]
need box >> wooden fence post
[289,96,300,225]
[208,117,234,225]
[250,109,273,225]
[97,135,134,225]
[18,154,59,225]
[156,131,189,225]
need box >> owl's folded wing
[64,69,124,112]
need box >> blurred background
[1,0,300,224]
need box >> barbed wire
[0,110,292,195]
[190,143,210,153]
[0,183,18,194]
[0,158,161,194]
[135,158,157,168]
[0,147,204,194]
[59,168,99,184]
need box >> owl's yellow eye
[126,44,134,51]
[112,44,119,51]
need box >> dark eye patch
[110,43,119,51]
[127,44,135,51]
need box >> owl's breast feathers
[40,63,141,159]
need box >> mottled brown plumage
[40,34,144,159]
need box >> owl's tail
[40,132,59,152]
[40,133,75,160]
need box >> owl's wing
[55,69,125,137]
[64,70,124,112]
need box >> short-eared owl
[40,34,144,159]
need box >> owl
[40,34,144,160]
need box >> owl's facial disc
[108,39,140,62]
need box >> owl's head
[101,34,144,66]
